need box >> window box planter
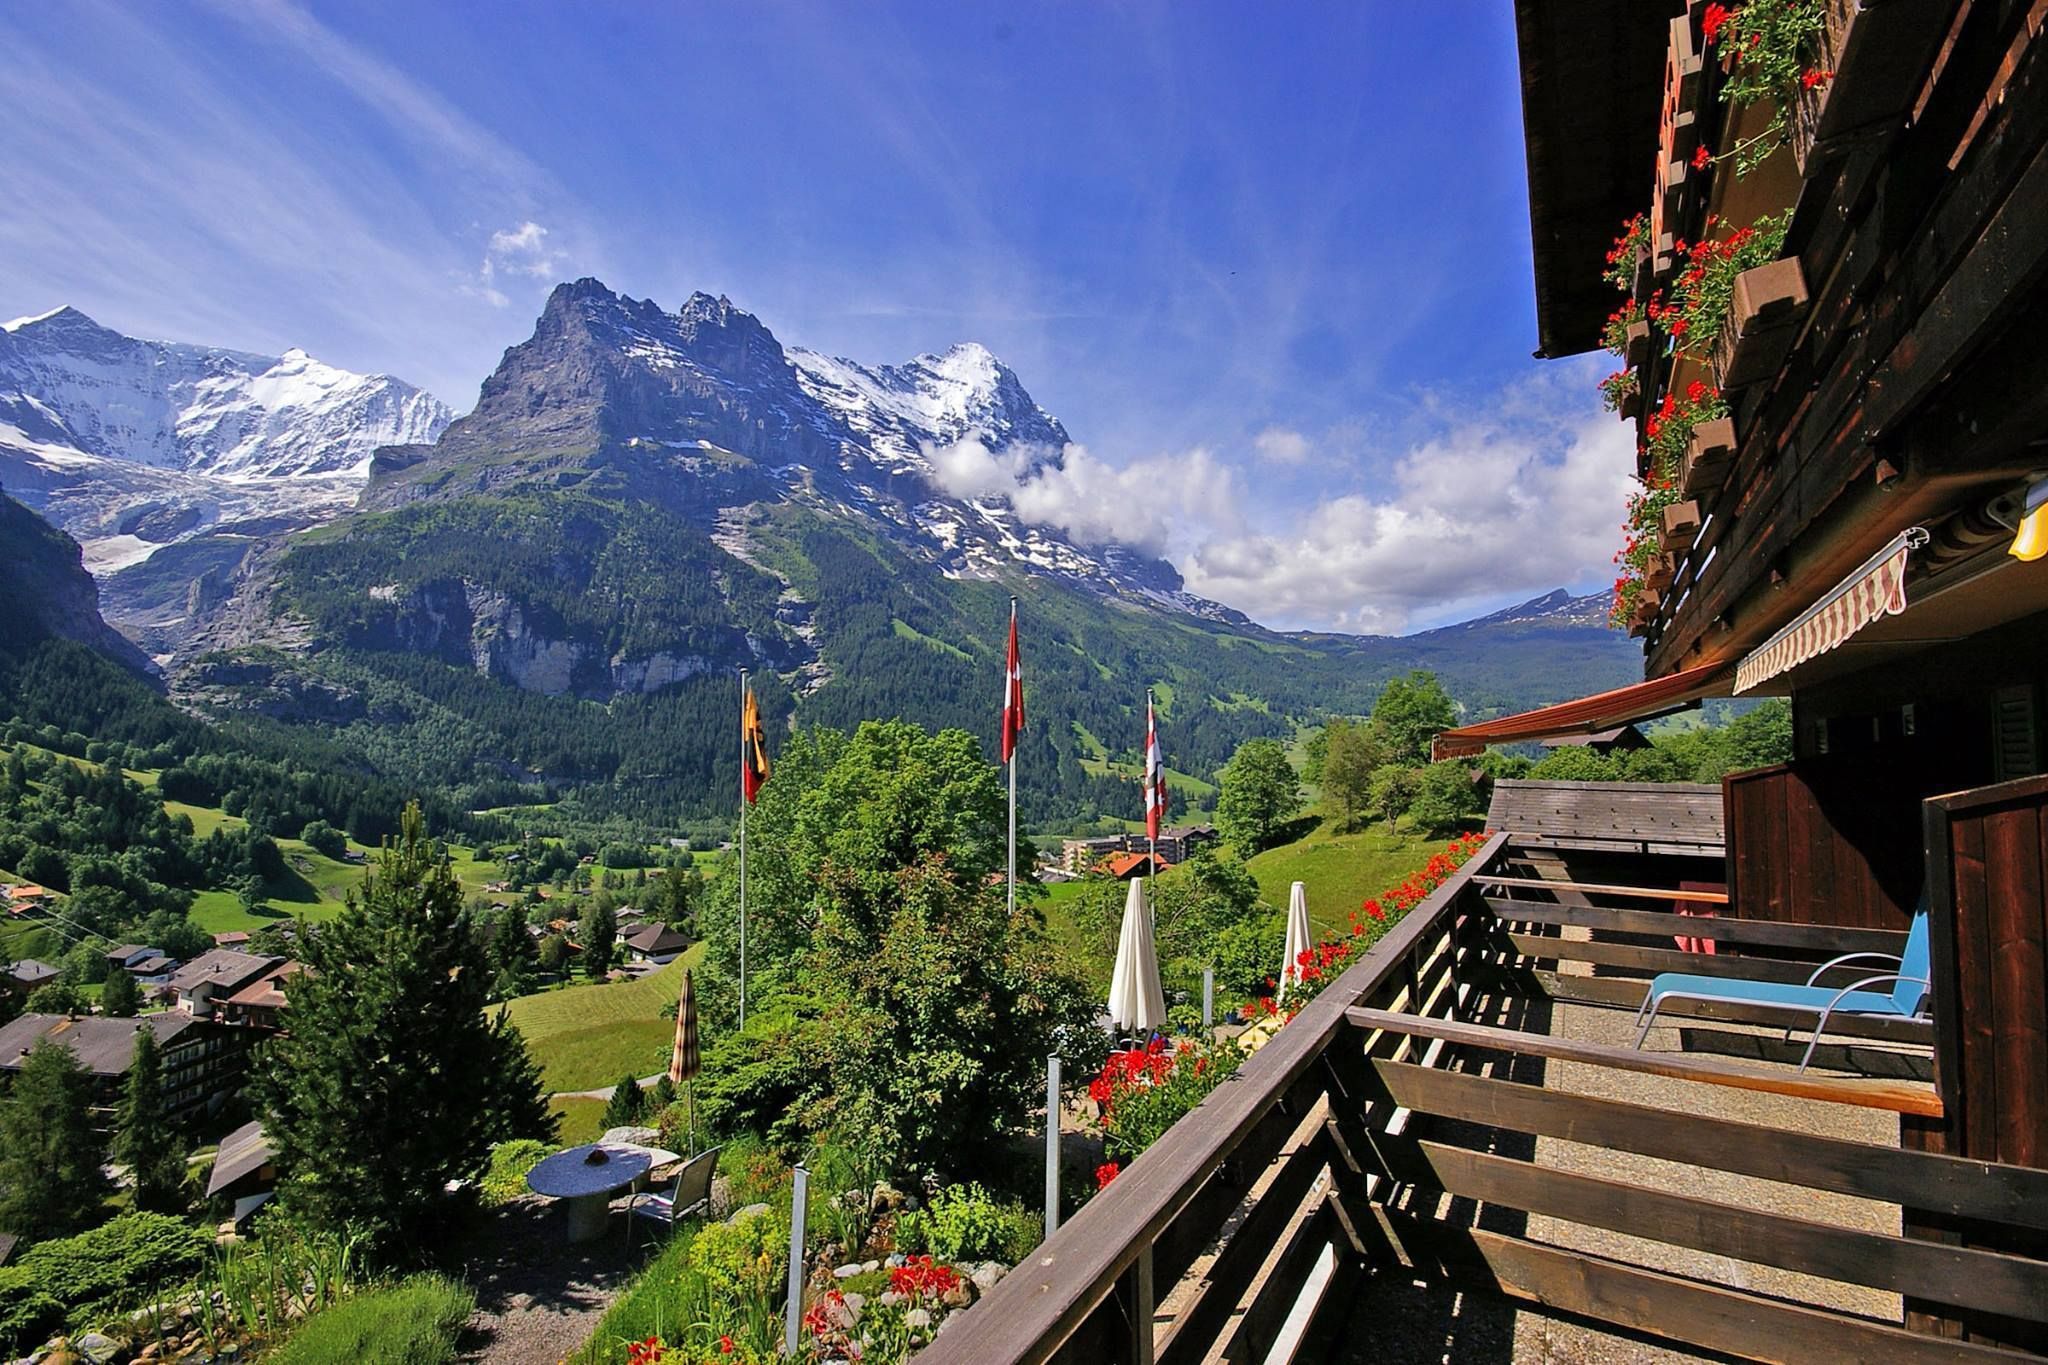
[1625,320,1653,368]
[1682,416,1738,497]
[1645,552,1677,593]
[1628,589,1663,637]
[1660,159,1688,223]
[1660,499,1702,552]
[1792,0,1953,176]
[1712,257,1810,391]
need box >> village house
[167,948,285,1019]
[218,960,306,1030]
[3,960,58,994]
[0,1011,247,1127]
[620,922,690,966]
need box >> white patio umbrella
[1107,876,1168,1033]
[1278,881,1312,1002]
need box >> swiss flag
[1145,695,1167,840]
[1001,605,1025,763]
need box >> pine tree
[601,1072,644,1130]
[0,1039,105,1241]
[489,903,538,1000]
[580,897,617,980]
[253,803,555,1258]
[115,1026,186,1213]
[100,969,140,1018]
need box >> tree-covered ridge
[274,493,788,668]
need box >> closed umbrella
[667,969,700,1152]
[1278,881,1312,1002]
[1107,877,1168,1034]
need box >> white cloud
[471,221,566,306]
[930,389,1635,634]
[1253,427,1310,465]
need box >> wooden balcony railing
[923,822,2048,1363]
[920,833,1508,1365]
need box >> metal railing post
[785,1164,809,1355]
[1045,1055,1062,1236]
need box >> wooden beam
[1361,1206,2039,1364]
[1407,1140,2048,1323]
[1476,875,1729,904]
[1481,896,1907,953]
[1344,1006,1944,1116]
[1374,1061,2048,1232]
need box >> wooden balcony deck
[921,803,2048,1365]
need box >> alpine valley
[0,283,1637,826]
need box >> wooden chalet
[925,5,2048,1362]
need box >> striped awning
[1733,528,1928,694]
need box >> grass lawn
[164,800,245,838]
[1244,820,1444,938]
[502,945,704,1093]
[548,1096,609,1145]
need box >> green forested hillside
[182,490,1636,831]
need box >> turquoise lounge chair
[1631,910,1931,1072]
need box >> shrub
[0,1213,208,1349]
[269,1274,475,1365]
[480,1139,554,1207]
[922,1183,1042,1265]
[1213,912,1284,999]
[687,1206,789,1301]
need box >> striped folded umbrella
[668,969,700,1085]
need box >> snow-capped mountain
[0,306,450,572]
[366,280,1234,618]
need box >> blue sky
[0,1,1632,633]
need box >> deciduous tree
[1215,739,1303,857]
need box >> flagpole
[1007,597,1018,918]
[1146,687,1156,917]
[738,667,748,1029]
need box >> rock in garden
[833,1262,865,1279]
[600,1126,661,1148]
[970,1262,1007,1293]
[732,1202,772,1224]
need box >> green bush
[480,1139,554,1206]
[269,1274,475,1365]
[1214,912,1284,999]
[687,1205,788,1300]
[0,1213,208,1348]
[922,1183,1042,1264]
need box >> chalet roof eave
[1513,0,1676,357]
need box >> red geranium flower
[1692,144,1712,170]
[1096,1161,1121,1189]
[1701,3,1732,42]
[1801,68,1834,90]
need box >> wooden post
[1117,1245,1155,1365]
[784,1164,808,1356]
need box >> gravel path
[457,1195,651,1365]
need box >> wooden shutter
[1994,684,2039,781]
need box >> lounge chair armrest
[1805,951,1903,986]
[1822,973,1929,1012]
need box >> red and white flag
[1000,603,1024,763]
[1144,694,1167,840]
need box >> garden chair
[627,1145,721,1249]
[1631,909,1931,1072]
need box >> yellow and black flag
[741,687,771,804]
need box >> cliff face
[0,490,156,675]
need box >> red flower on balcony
[1692,144,1712,170]
[1800,67,1834,90]
[1701,3,1732,43]
[1097,1161,1121,1189]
